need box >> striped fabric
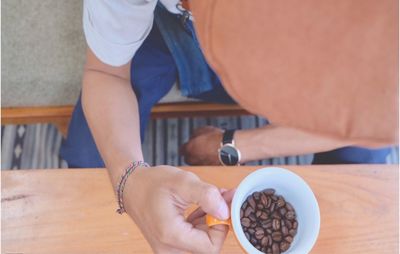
[1,115,398,170]
[143,116,315,166]
[1,124,68,169]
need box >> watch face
[219,144,239,165]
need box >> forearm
[235,124,355,163]
[82,70,143,187]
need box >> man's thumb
[178,173,230,220]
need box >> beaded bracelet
[116,161,149,214]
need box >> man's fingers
[206,224,229,253]
[174,172,230,220]
[222,188,236,204]
[191,126,219,138]
[193,182,229,220]
[167,172,232,253]
[180,143,199,165]
[187,207,206,223]
[167,217,228,254]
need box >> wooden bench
[1,103,251,136]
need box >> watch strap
[222,129,235,145]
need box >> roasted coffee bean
[267,247,272,254]
[257,203,264,210]
[281,219,285,227]
[261,193,269,206]
[272,231,282,242]
[293,220,298,229]
[272,211,281,219]
[271,195,278,201]
[250,238,258,246]
[255,228,265,239]
[281,226,289,236]
[255,245,261,250]
[285,211,296,220]
[261,236,268,247]
[244,206,254,217]
[285,236,294,243]
[289,228,297,236]
[266,228,273,234]
[277,197,286,207]
[249,197,256,209]
[248,228,255,234]
[253,191,261,200]
[285,202,294,211]
[245,232,250,240]
[256,210,262,218]
[249,213,257,222]
[272,219,281,230]
[267,235,273,247]
[266,196,272,208]
[285,219,293,229]
[272,243,280,254]
[241,217,251,227]
[251,222,258,228]
[280,241,290,252]
[240,209,244,218]
[261,220,272,229]
[279,207,287,216]
[241,200,248,210]
[263,188,275,195]
[260,212,269,220]
[269,202,276,212]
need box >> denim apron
[60,3,390,168]
[60,3,234,168]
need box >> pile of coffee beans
[240,188,298,254]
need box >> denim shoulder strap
[154,3,216,97]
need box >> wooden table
[2,165,398,253]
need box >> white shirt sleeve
[83,0,158,66]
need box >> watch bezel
[218,143,242,166]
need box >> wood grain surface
[1,103,249,137]
[1,103,249,123]
[1,165,398,253]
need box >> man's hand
[124,165,233,253]
[181,126,223,165]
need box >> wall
[2,0,85,107]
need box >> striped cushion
[1,115,398,169]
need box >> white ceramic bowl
[231,167,320,254]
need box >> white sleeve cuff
[83,0,154,67]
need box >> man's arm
[81,48,232,253]
[82,48,142,186]
[181,125,357,165]
[235,124,354,163]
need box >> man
[61,0,390,252]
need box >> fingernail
[217,202,230,220]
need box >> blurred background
[1,0,398,170]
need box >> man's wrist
[234,128,271,163]
[115,161,150,214]
[234,130,249,163]
[108,156,146,189]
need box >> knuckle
[175,170,199,183]
[202,185,220,203]
[185,171,199,181]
